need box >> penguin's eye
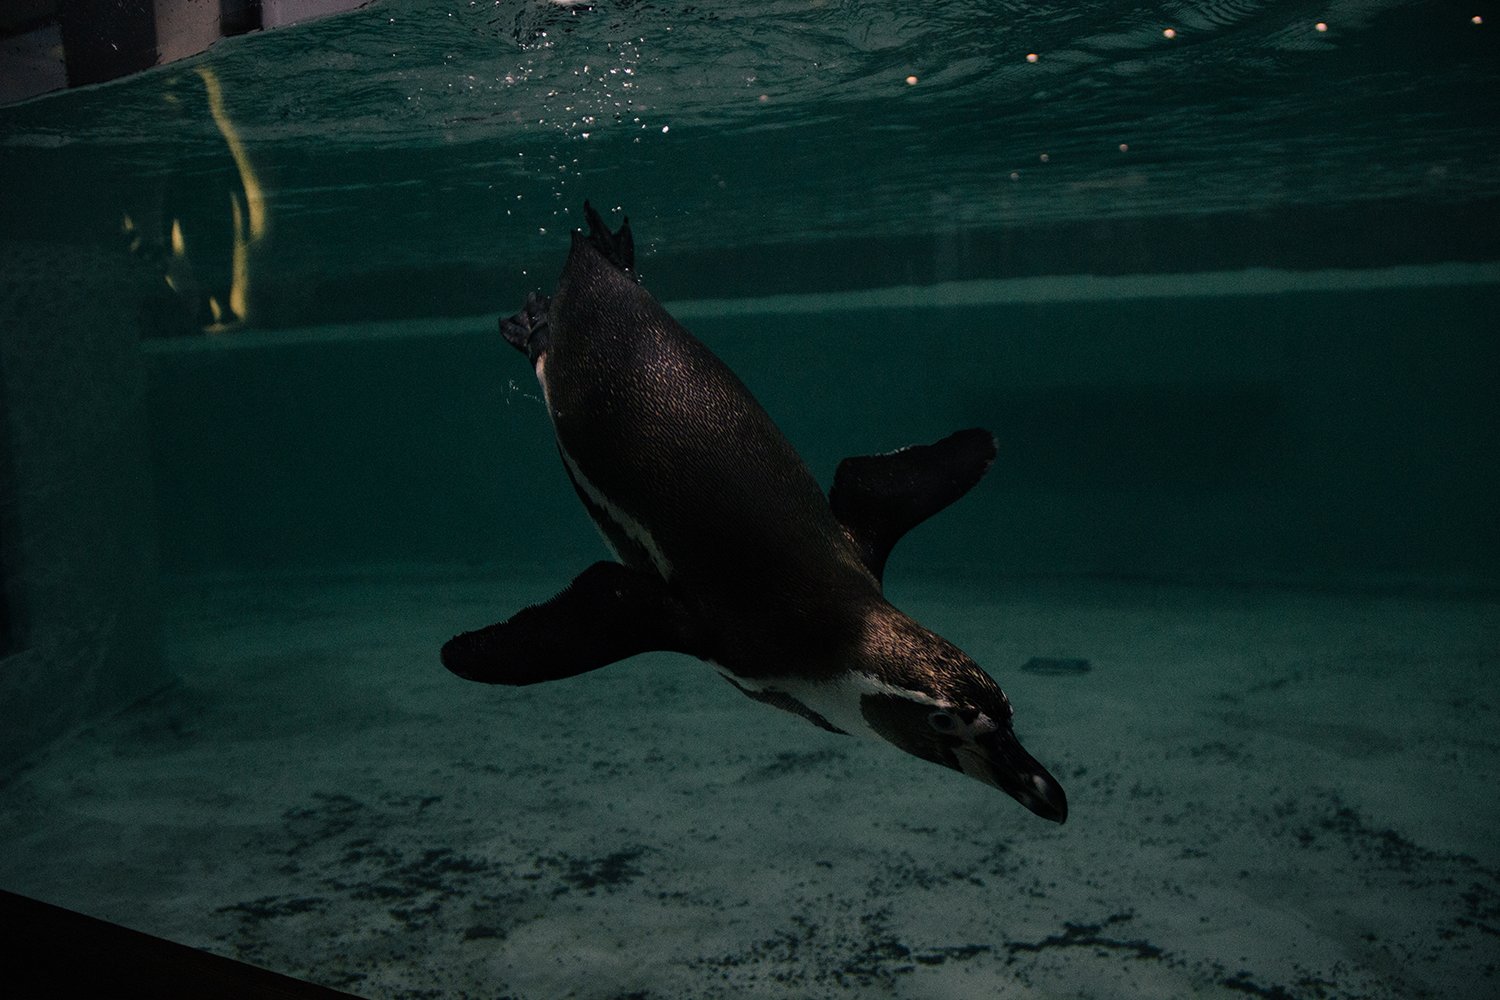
[927,710,958,732]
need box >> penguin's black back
[542,233,875,677]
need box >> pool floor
[0,568,1495,999]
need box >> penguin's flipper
[829,428,998,584]
[582,200,635,277]
[500,291,552,363]
[441,561,703,685]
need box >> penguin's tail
[582,200,635,277]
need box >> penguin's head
[856,615,1068,823]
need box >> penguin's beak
[955,730,1068,823]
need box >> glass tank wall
[1,2,1497,997]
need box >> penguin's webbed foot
[582,200,635,278]
[500,291,551,363]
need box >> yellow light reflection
[228,192,249,324]
[123,213,142,252]
[195,65,267,330]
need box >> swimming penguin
[442,203,1067,823]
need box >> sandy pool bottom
[0,568,1496,999]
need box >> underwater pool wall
[0,242,169,773]
[144,272,1500,593]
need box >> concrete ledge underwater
[141,269,1500,594]
[141,262,1500,351]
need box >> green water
[1,3,1498,998]
[2,1,1496,325]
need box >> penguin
[442,202,1067,823]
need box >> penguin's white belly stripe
[533,351,672,579]
[534,352,552,408]
[710,663,950,741]
[557,437,674,581]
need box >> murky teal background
[144,286,1499,590]
[2,4,1499,997]
[1,0,1496,595]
